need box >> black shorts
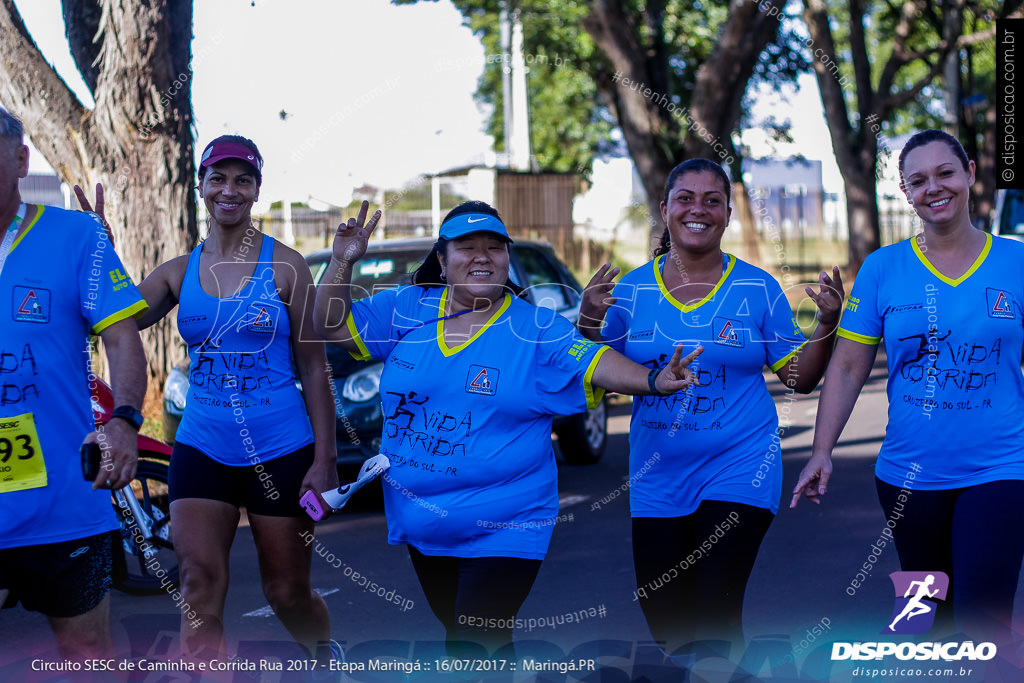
[0,531,115,618]
[169,442,315,516]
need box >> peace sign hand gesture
[332,200,381,264]
[653,345,704,395]
[74,183,115,246]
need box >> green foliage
[397,0,807,176]
[468,2,614,173]
[814,0,999,141]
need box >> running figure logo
[883,571,949,634]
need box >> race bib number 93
[0,412,47,493]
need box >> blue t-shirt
[0,206,147,548]
[347,286,607,560]
[838,234,1024,489]
[175,235,313,465]
[603,254,806,516]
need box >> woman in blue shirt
[82,136,340,668]
[793,130,1024,660]
[579,158,844,667]
[314,200,701,659]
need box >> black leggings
[407,546,542,658]
[875,477,1024,646]
[632,500,775,655]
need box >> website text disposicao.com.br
[835,640,995,680]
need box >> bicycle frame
[90,377,177,593]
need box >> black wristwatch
[111,405,144,431]
[647,367,662,395]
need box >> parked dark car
[162,238,608,473]
[990,189,1024,241]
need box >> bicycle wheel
[112,454,179,595]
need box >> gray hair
[0,107,25,144]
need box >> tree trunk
[803,0,963,275]
[584,0,785,254]
[844,167,882,273]
[640,163,672,256]
[972,103,997,229]
[731,179,763,267]
[0,0,197,391]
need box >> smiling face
[660,170,732,256]
[437,232,511,306]
[199,160,259,228]
[900,141,975,229]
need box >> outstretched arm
[790,337,877,508]
[313,201,381,347]
[76,182,183,329]
[283,248,339,507]
[591,344,704,396]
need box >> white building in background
[572,157,643,237]
[19,172,69,208]
[744,158,826,238]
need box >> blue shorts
[169,442,315,516]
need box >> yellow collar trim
[654,252,735,313]
[11,204,44,252]
[436,288,511,357]
[911,232,990,287]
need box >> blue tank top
[175,234,313,465]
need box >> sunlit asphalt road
[4,356,1022,682]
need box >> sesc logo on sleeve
[12,286,50,323]
[465,365,498,396]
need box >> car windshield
[310,247,431,299]
[999,191,1024,237]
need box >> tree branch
[0,0,91,181]
[691,0,785,153]
[801,0,852,137]
[61,0,103,95]
[959,8,1024,46]
[876,0,929,104]
[878,0,962,117]
[878,50,949,114]
[849,0,875,120]
[583,0,668,145]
